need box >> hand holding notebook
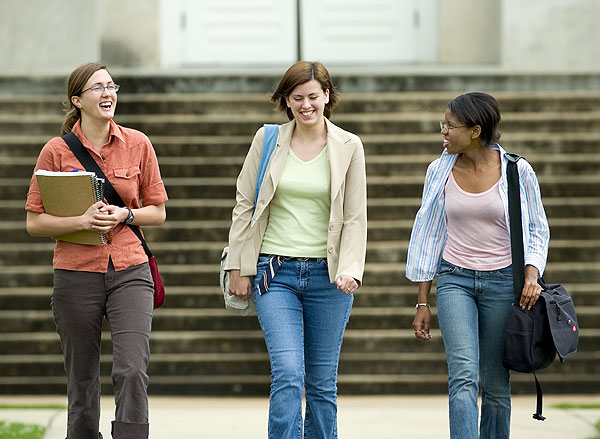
[35,170,106,245]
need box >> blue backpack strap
[254,124,279,206]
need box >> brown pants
[52,260,154,439]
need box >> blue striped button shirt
[405,144,549,282]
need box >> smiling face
[71,69,117,124]
[285,79,330,128]
[442,108,480,154]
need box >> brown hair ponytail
[61,62,107,135]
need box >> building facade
[1,0,599,72]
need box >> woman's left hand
[90,204,127,233]
[520,265,542,310]
[336,274,359,295]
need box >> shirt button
[328,247,334,254]
[107,240,112,244]
[126,173,130,177]
[329,225,334,231]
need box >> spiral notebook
[35,170,106,245]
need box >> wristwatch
[124,208,134,225]
[415,303,430,309]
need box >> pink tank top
[442,171,512,271]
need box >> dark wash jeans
[52,260,153,439]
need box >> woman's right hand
[228,270,252,300]
[82,201,109,232]
[26,201,106,238]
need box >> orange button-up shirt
[26,120,168,272]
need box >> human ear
[71,95,82,109]
[471,125,482,139]
[324,89,330,104]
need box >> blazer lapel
[253,119,354,221]
[326,119,355,203]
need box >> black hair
[448,92,501,146]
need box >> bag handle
[506,153,525,303]
[61,132,153,258]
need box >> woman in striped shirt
[406,92,549,439]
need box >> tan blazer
[224,118,367,284]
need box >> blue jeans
[435,259,514,439]
[253,255,353,439]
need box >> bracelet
[415,303,430,309]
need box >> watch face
[125,209,134,224]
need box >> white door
[160,0,298,67]
[160,0,437,67]
[300,0,437,64]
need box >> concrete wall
[501,0,600,70]
[101,0,160,68]
[0,0,101,73]
[438,0,501,65]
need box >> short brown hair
[61,62,108,135]
[271,61,339,120]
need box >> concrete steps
[3,197,600,221]
[1,303,600,333]
[3,132,600,158]
[3,91,600,115]
[2,71,600,95]
[2,239,600,267]
[4,153,600,179]
[1,80,598,396]
[4,111,600,136]
[2,351,600,380]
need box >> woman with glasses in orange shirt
[25,62,167,439]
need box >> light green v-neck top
[260,146,330,257]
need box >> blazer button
[329,225,334,231]
[328,247,334,254]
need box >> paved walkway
[0,395,598,438]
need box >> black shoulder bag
[62,132,165,308]
[502,153,578,420]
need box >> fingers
[414,329,432,340]
[412,309,432,341]
[336,275,358,294]
[89,214,120,233]
[228,276,252,300]
[520,280,542,310]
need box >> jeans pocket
[255,255,270,280]
[494,265,513,280]
[437,261,458,276]
[257,255,270,267]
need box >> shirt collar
[108,119,126,145]
[71,119,125,147]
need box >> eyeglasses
[440,121,468,132]
[80,84,120,95]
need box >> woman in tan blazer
[225,61,367,439]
